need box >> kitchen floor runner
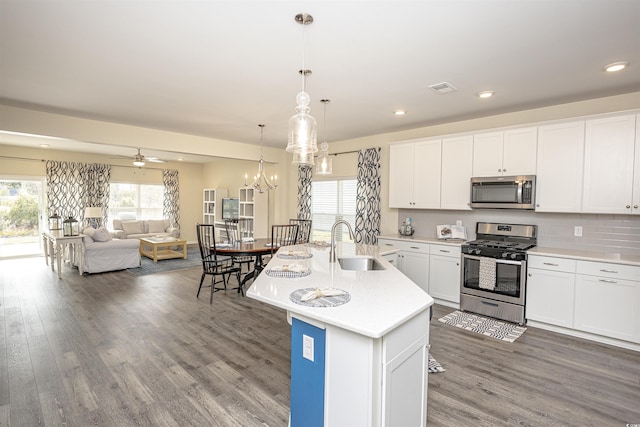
[438,310,526,342]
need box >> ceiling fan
[112,148,166,167]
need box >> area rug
[438,310,526,342]
[127,248,202,276]
[428,353,445,373]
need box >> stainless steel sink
[338,256,386,271]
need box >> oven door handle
[462,253,524,266]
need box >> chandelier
[316,99,333,175]
[245,124,277,193]
[286,13,317,166]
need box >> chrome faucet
[329,220,355,263]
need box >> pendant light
[245,124,277,193]
[286,13,317,165]
[316,99,333,175]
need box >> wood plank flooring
[0,257,638,426]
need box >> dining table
[214,238,274,287]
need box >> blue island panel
[290,317,326,427]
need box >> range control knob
[510,253,518,260]
[501,252,509,258]
[474,249,482,255]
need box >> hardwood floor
[1,257,638,426]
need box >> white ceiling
[1,0,639,160]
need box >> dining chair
[289,218,312,244]
[270,224,299,254]
[196,223,243,302]
[224,218,254,273]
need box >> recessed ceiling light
[478,91,494,99]
[603,61,629,72]
[394,110,406,116]
[177,158,184,161]
[39,144,50,148]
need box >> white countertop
[528,246,640,267]
[378,234,466,246]
[247,242,434,339]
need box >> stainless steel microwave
[470,175,536,209]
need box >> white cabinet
[535,121,585,212]
[440,135,473,210]
[634,113,640,215]
[239,187,269,237]
[582,114,637,214]
[389,140,441,209]
[526,255,576,327]
[203,188,227,225]
[428,244,461,306]
[377,238,429,293]
[381,310,429,426]
[574,261,640,343]
[472,127,537,177]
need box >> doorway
[0,177,45,258]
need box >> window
[311,179,357,242]
[109,183,164,220]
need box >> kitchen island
[247,242,434,427]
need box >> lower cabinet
[378,238,429,293]
[527,255,640,345]
[428,244,461,305]
[526,255,576,327]
[400,250,430,294]
[574,261,640,343]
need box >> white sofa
[112,219,180,240]
[81,227,140,274]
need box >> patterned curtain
[46,161,111,225]
[297,165,312,220]
[163,169,180,228]
[354,148,382,244]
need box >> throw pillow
[121,221,144,235]
[148,219,167,233]
[83,235,94,244]
[83,227,96,238]
[96,226,113,241]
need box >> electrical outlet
[456,220,462,226]
[574,226,583,237]
[303,334,314,362]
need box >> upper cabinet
[535,121,585,213]
[389,139,441,209]
[582,114,638,214]
[441,135,473,210]
[472,127,537,177]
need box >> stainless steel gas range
[460,222,537,325]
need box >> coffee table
[139,236,187,262]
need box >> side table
[43,231,85,279]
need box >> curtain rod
[329,150,360,156]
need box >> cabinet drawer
[378,239,429,253]
[528,255,576,273]
[430,244,461,258]
[576,260,640,282]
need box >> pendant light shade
[316,99,333,175]
[286,13,317,165]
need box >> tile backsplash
[397,209,640,256]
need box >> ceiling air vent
[429,82,458,94]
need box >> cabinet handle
[384,243,393,246]
[536,203,540,207]
[439,249,450,253]
[456,263,459,266]
[543,262,559,266]
[635,205,639,209]
[599,279,617,284]
[410,246,420,250]
[626,205,631,209]
[528,273,532,277]
[599,269,618,274]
